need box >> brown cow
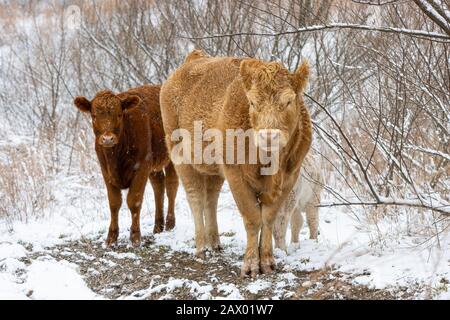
[160,50,311,277]
[74,85,179,247]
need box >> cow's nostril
[256,129,284,150]
[100,134,116,146]
[259,130,280,140]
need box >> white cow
[273,153,324,251]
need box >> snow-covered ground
[1,166,449,300]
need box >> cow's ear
[292,60,310,94]
[121,95,141,111]
[240,59,264,91]
[74,97,92,113]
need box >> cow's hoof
[241,257,260,278]
[153,220,164,233]
[105,239,118,248]
[195,249,206,260]
[165,218,175,231]
[206,238,222,253]
[130,231,141,248]
[212,244,223,252]
[260,259,276,274]
[106,229,119,248]
[132,240,141,248]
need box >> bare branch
[413,0,450,36]
[179,22,450,41]
[319,200,450,216]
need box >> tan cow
[160,50,312,277]
[273,153,323,251]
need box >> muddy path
[18,236,417,300]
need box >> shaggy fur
[273,153,323,251]
[160,50,312,277]
[74,85,179,247]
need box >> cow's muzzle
[99,133,118,148]
[254,129,287,151]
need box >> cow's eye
[286,101,295,109]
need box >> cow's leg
[204,175,224,251]
[149,170,166,234]
[177,164,207,258]
[106,183,122,247]
[164,162,179,231]
[260,204,279,274]
[127,171,148,247]
[224,167,261,278]
[260,185,292,274]
[305,204,319,240]
[290,207,303,244]
[273,206,290,252]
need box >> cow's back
[293,154,323,210]
[161,53,243,132]
[119,85,169,172]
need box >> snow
[0,243,27,260]
[0,174,450,299]
[188,281,214,300]
[0,258,26,273]
[0,273,27,300]
[0,255,98,300]
[128,277,214,300]
[25,259,98,300]
[216,283,243,299]
[106,252,139,260]
[247,279,272,294]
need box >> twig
[179,23,450,41]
